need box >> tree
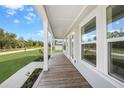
[112,31,120,38]
[0,27,44,51]
[0,28,4,38]
[18,37,25,48]
[0,28,5,49]
[107,32,113,38]
[27,39,33,47]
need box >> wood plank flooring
[37,54,91,88]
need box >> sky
[1,5,123,42]
[107,18,124,33]
[82,17,124,42]
[0,5,45,41]
[82,31,96,42]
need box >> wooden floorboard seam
[37,54,91,88]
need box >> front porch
[34,5,124,88]
[36,54,91,88]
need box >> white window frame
[70,35,73,59]
[79,7,98,68]
[63,39,66,51]
[65,38,68,53]
[96,5,124,86]
[70,32,75,60]
[64,5,124,87]
[66,35,71,58]
[106,5,124,84]
[67,33,74,60]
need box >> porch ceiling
[45,5,84,39]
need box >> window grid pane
[107,5,124,83]
[81,44,96,66]
[81,17,96,66]
[81,17,96,42]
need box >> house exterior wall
[53,39,63,51]
[55,45,62,50]
[64,5,124,88]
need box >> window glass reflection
[81,18,96,42]
[81,44,96,66]
[109,41,124,82]
[107,5,124,38]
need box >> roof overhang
[35,5,97,39]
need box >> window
[81,44,96,65]
[54,39,63,51]
[107,5,124,38]
[70,35,74,59]
[81,18,96,42]
[107,5,124,82]
[55,39,63,45]
[81,17,96,66]
[66,38,68,53]
[69,36,72,57]
[66,37,69,55]
[63,39,66,50]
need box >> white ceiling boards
[45,5,84,39]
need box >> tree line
[107,28,124,38]
[0,28,43,50]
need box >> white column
[43,21,48,71]
[97,6,108,74]
[51,37,53,55]
[52,39,55,53]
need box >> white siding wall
[55,45,62,50]
[64,6,124,88]
[74,27,80,64]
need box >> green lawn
[48,48,51,54]
[0,49,41,84]
[53,50,63,53]
[48,48,63,54]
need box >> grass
[0,49,41,84]
[48,48,51,54]
[53,50,63,53]
[48,48,63,54]
[0,47,41,53]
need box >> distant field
[53,50,63,53]
[48,49,63,54]
[0,49,42,84]
[0,48,24,53]
[0,47,41,53]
